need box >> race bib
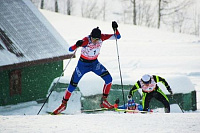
[81,41,102,60]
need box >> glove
[168,89,173,95]
[115,98,120,104]
[112,21,118,30]
[75,40,83,47]
[127,95,132,100]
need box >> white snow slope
[1,113,200,133]
[0,10,200,133]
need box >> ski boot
[164,107,170,113]
[114,98,120,109]
[52,98,68,115]
[100,96,114,109]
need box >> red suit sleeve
[101,29,121,41]
[69,37,89,51]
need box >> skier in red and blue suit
[53,21,121,115]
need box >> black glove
[115,98,120,104]
[112,21,118,30]
[75,40,83,47]
[168,89,173,95]
[127,95,132,100]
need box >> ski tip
[46,111,64,115]
[46,111,55,115]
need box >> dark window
[9,70,21,96]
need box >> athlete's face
[91,37,100,44]
[143,82,150,86]
[128,105,136,110]
[142,80,151,86]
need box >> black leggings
[142,89,170,112]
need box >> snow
[1,113,200,133]
[1,9,200,133]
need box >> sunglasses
[92,37,100,41]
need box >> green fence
[48,83,197,111]
[81,84,197,111]
[150,91,197,111]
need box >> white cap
[141,74,151,84]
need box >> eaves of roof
[0,54,75,72]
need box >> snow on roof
[0,0,71,69]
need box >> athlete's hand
[75,40,83,47]
[127,95,132,100]
[112,21,118,31]
[115,98,120,104]
[168,89,173,95]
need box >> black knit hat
[91,27,101,39]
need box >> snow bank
[163,75,195,94]
[78,72,104,96]
[46,90,81,114]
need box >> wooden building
[0,0,73,106]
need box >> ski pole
[37,50,77,115]
[113,29,126,108]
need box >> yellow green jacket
[129,75,171,96]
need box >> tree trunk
[132,0,137,25]
[67,0,71,15]
[40,0,44,9]
[55,0,58,13]
[103,0,106,21]
[157,0,161,29]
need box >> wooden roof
[0,0,73,71]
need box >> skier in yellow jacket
[129,74,173,113]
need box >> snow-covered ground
[1,10,200,133]
[1,113,200,133]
